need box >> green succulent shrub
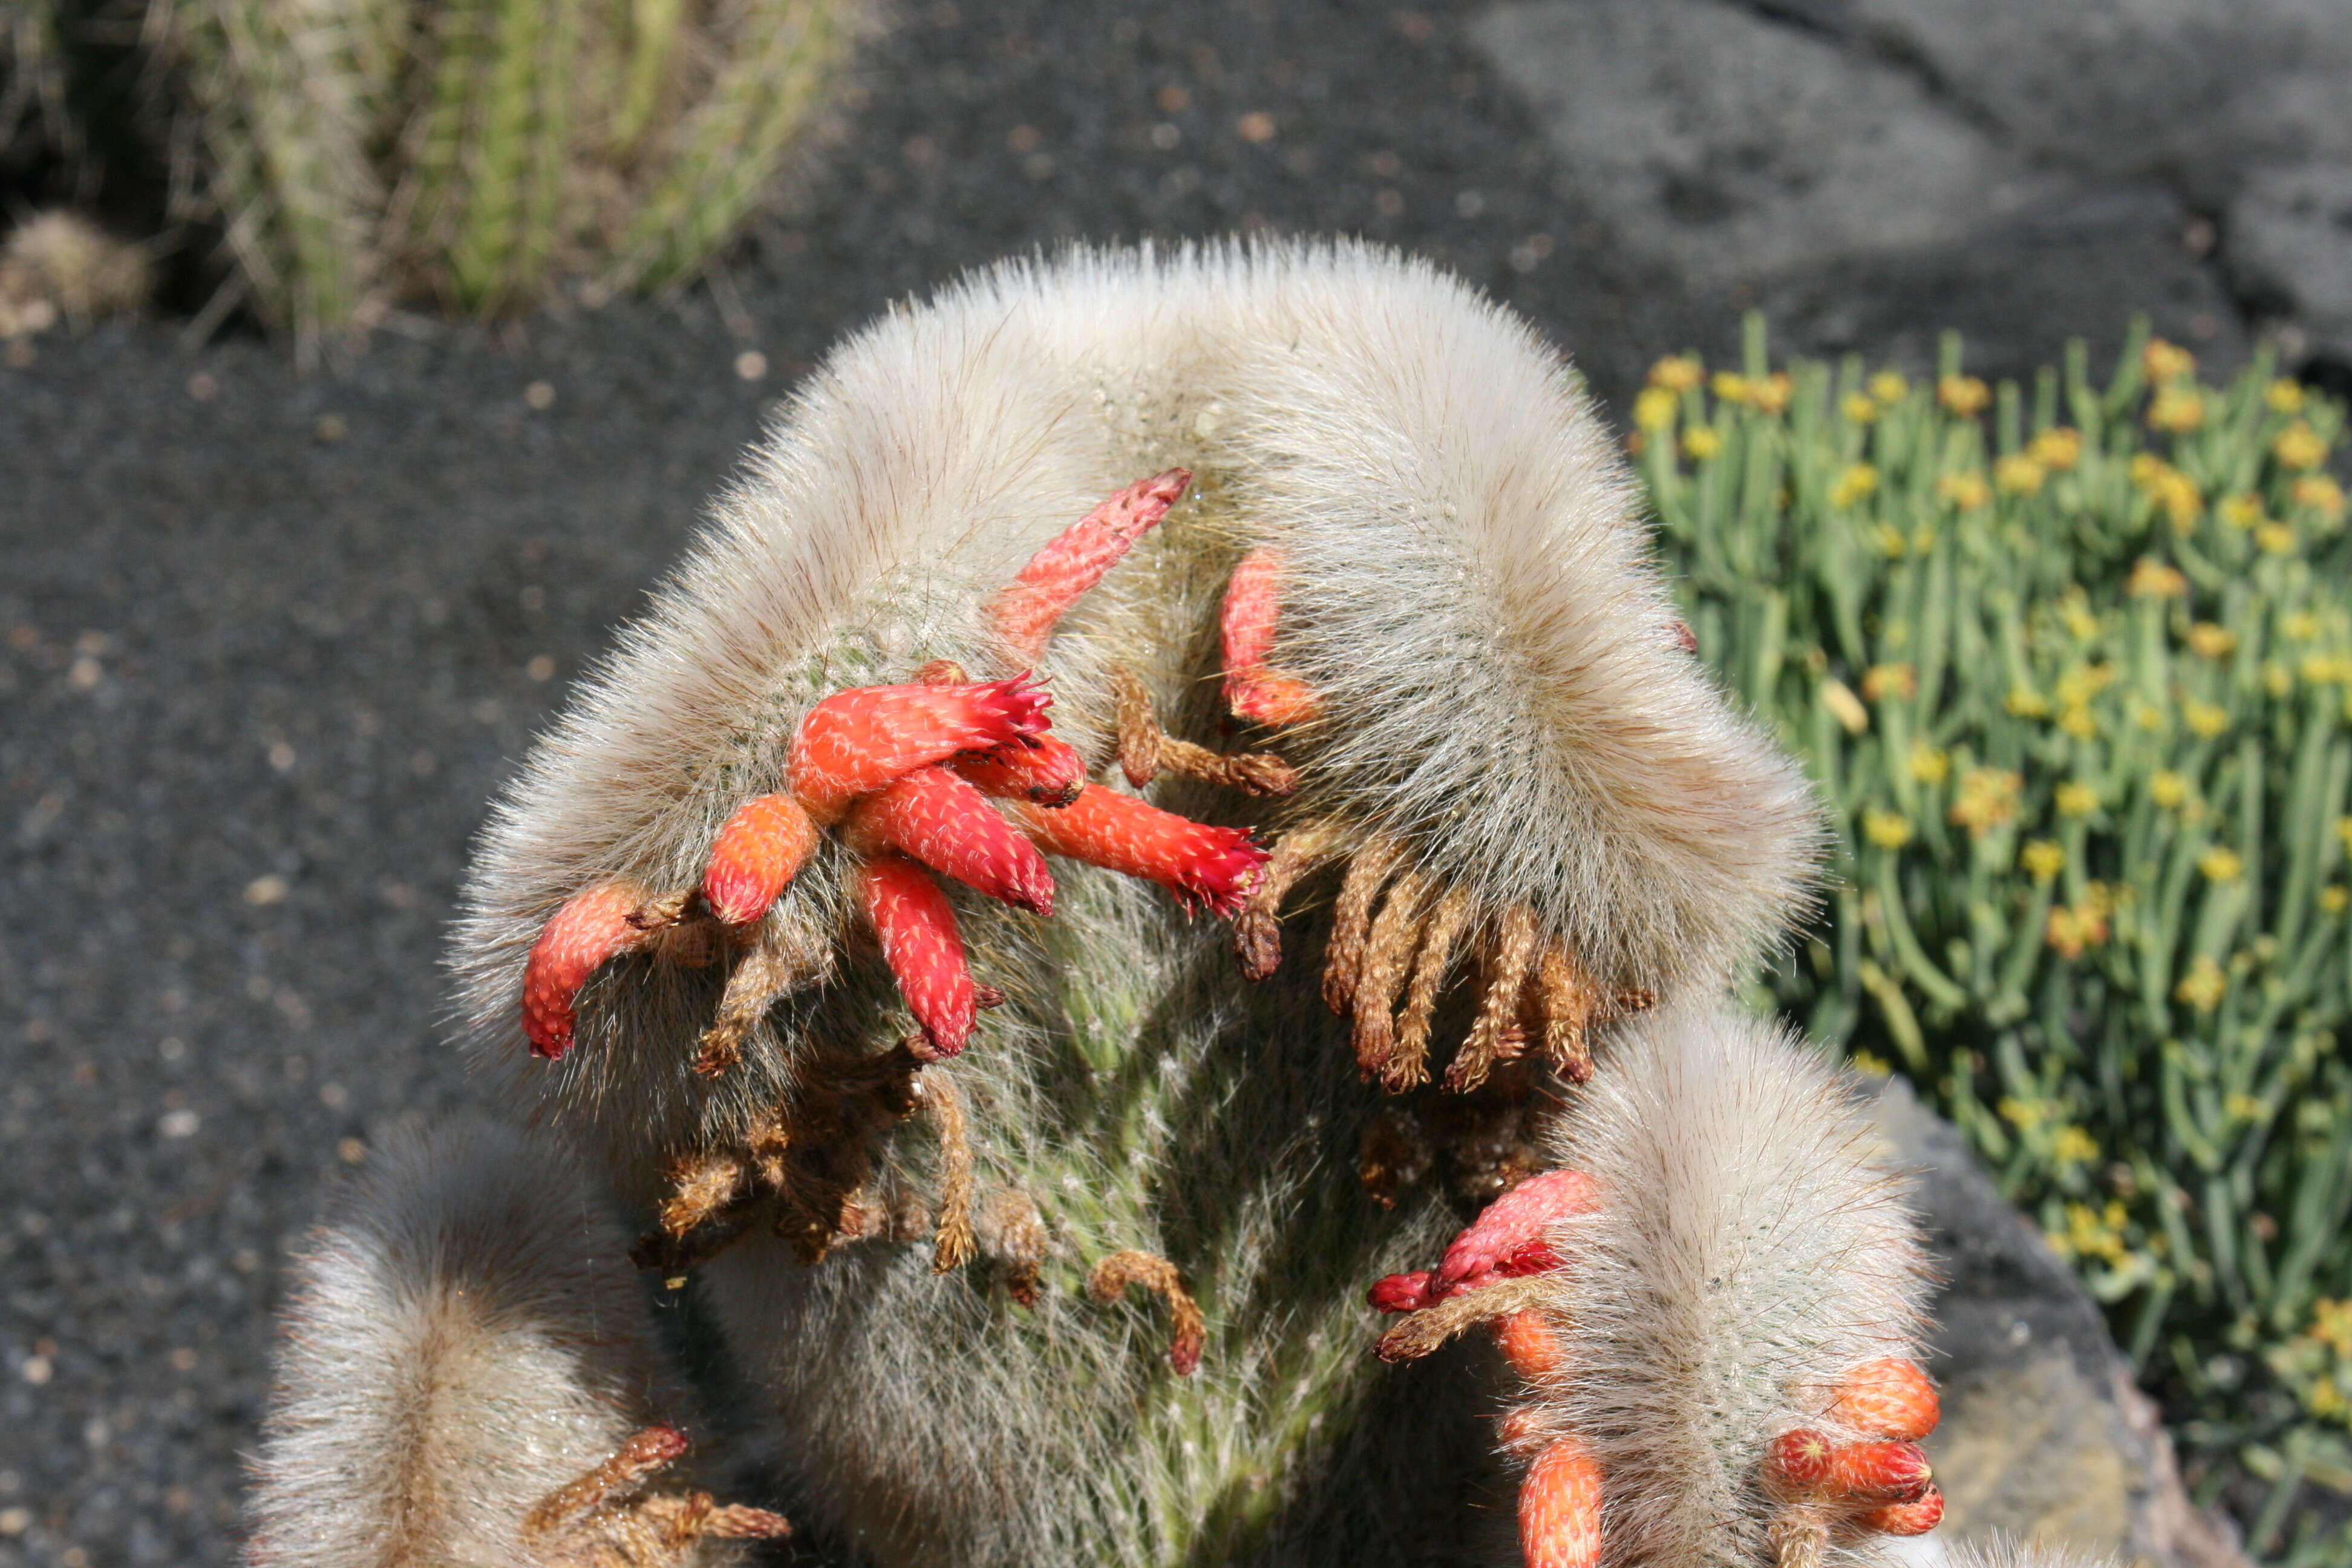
[1638,318,2352,1558]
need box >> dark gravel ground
[0,3,2273,1564]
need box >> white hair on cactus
[1511,1004,1933,1568]
[1943,1541,2123,1568]
[243,1120,763,1568]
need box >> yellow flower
[1910,744,1951,785]
[2148,388,2204,433]
[2187,622,2237,659]
[2028,428,2082,469]
[1753,373,1794,416]
[1849,1049,1892,1077]
[2276,421,2329,470]
[1951,768,2024,837]
[1936,471,1991,510]
[1711,371,1753,405]
[2132,697,2167,731]
[1870,521,1908,558]
[2220,493,2266,531]
[1820,678,1869,734]
[2060,591,2100,641]
[2131,456,2201,529]
[2059,705,2099,739]
[2258,520,2299,555]
[2321,886,2350,914]
[2144,338,2197,384]
[2046,901,2110,959]
[1862,662,1915,701]
[2268,661,2295,697]
[2268,377,2307,414]
[2055,780,2100,817]
[2007,685,2052,718]
[1648,354,1704,393]
[2316,1299,2352,1358]
[2302,654,2352,685]
[2226,1093,2265,1123]
[1843,393,1880,424]
[2183,699,2229,737]
[1996,453,2047,495]
[1831,462,1880,508]
[2175,955,2227,1012]
[1869,371,1909,405]
[2055,662,2117,707]
[2128,558,2189,598]
[2021,839,2066,883]
[2199,846,2244,883]
[1999,1096,2048,1131]
[1682,425,1722,461]
[2150,770,2190,809]
[2051,1126,2100,1165]
[2294,475,2346,524]
[1862,809,1914,849]
[1633,385,1679,432]
[2286,611,2321,641]
[1938,374,1991,417]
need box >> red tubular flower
[1012,788,1266,917]
[1824,1441,1933,1505]
[845,765,1056,916]
[1368,1269,1440,1314]
[1520,1437,1604,1568]
[788,676,1051,812]
[1436,1169,1599,1292]
[860,851,976,1057]
[521,881,650,1059]
[1493,1310,1566,1379]
[1830,1357,1940,1442]
[1221,547,1321,727]
[1861,1484,1945,1536]
[702,792,822,925]
[991,469,1191,659]
[952,734,1088,808]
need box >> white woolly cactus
[244,1121,788,1567]
[244,242,1950,1568]
[1371,1007,1941,1568]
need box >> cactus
[79,0,863,358]
[1636,319,2352,1527]
[249,243,2086,1568]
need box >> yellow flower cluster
[1862,808,1913,849]
[2148,387,2204,434]
[1633,385,1679,433]
[1831,463,1879,509]
[2129,454,2201,532]
[1843,393,1880,425]
[1936,471,1991,510]
[2127,557,2189,598]
[1950,767,2023,836]
[2151,770,2190,809]
[1648,354,1704,393]
[2028,427,2082,469]
[2055,780,2100,817]
[2175,955,2227,1012]
[1909,743,1950,784]
[2045,885,2113,959]
[2187,622,2236,659]
[2183,699,2229,738]
[2144,338,2197,384]
[2199,846,2244,883]
[1862,662,1915,701]
[2049,1200,2135,1265]
[2020,838,2066,883]
[2295,475,2345,524]
[2275,421,2329,471]
[1683,426,1721,460]
[1995,452,2046,495]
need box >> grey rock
[1751,184,2250,385]
[1470,0,2053,290]
[1872,1076,2250,1568]
[2229,163,2352,359]
[1838,0,2352,204]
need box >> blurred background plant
[1638,320,2352,1560]
[0,0,862,360]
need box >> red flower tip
[992,470,1192,659]
[702,792,821,926]
[521,881,649,1059]
[788,678,1056,811]
[1436,1169,1598,1292]
[1014,788,1268,918]
[1368,1269,1440,1314]
[953,733,1088,807]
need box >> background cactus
[2,0,860,359]
[1637,318,2352,1559]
